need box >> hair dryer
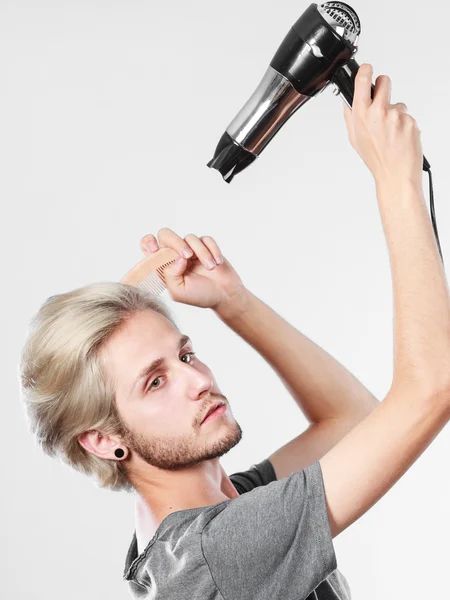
[207,2,442,262]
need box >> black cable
[427,169,444,267]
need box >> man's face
[101,309,242,471]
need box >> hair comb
[120,247,180,298]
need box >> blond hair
[19,282,178,493]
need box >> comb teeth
[136,259,176,298]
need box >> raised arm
[319,64,450,538]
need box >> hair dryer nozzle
[207,132,256,183]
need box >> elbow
[355,397,381,419]
[359,395,382,416]
[390,375,450,416]
[341,399,381,423]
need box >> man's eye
[181,351,196,363]
[146,352,196,393]
[146,376,161,392]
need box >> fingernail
[206,260,216,270]
[176,256,185,265]
[182,249,193,259]
[215,255,223,264]
[147,241,158,252]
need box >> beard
[117,409,243,472]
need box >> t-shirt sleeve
[202,460,337,600]
[229,457,277,494]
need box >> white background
[1,0,449,598]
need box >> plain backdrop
[1,0,449,598]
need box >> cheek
[122,407,168,441]
[118,397,159,434]
[118,407,147,437]
[127,395,188,435]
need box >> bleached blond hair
[19,282,178,493]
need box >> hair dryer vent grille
[319,2,361,42]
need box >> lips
[201,401,224,423]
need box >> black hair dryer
[207,2,442,262]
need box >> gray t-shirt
[123,458,352,599]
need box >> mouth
[201,401,225,424]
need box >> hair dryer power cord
[426,169,444,267]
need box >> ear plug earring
[114,448,125,458]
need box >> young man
[19,64,450,599]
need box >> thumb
[163,256,187,289]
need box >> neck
[132,458,240,553]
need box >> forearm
[375,177,450,394]
[213,288,380,423]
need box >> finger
[164,256,188,287]
[157,227,194,259]
[343,102,354,137]
[140,234,159,256]
[390,101,408,113]
[352,63,373,114]
[184,233,217,270]
[200,235,223,265]
[371,74,391,110]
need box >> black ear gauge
[114,448,125,459]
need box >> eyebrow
[129,334,191,398]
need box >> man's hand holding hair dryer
[140,63,450,538]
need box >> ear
[77,430,125,460]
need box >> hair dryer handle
[332,58,430,172]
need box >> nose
[178,360,214,399]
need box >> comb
[120,247,179,298]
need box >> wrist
[374,177,426,217]
[374,175,424,198]
[213,286,252,322]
